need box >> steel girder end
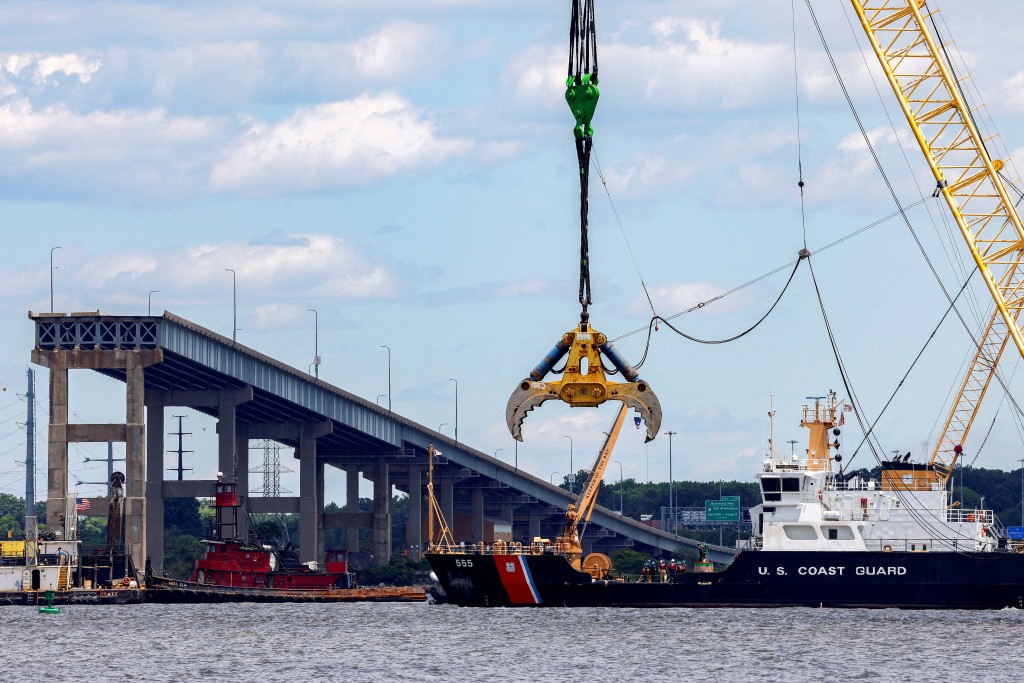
[610,381,663,442]
[506,379,557,441]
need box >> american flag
[75,497,90,511]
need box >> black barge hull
[426,550,1024,609]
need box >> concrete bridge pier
[406,466,423,559]
[145,393,165,573]
[31,346,164,579]
[346,467,360,552]
[471,489,484,542]
[372,458,390,566]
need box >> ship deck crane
[554,403,628,572]
[851,0,1024,490]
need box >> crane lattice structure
[852,0,1024,486]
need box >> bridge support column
[145,394,165,574]
[440,479,454,540]
[298,427,320,565]
[471,489,484,542]
[124,352,151,579]
[346,467,360,552]
[216,398,238,540]
[529,513,542,542]
[372,458,390,566]
[235,424,250,542]
[34,348,164,578]
[316,458,325,563]
[406,466,422,559]
[45,351,69,538]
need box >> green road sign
[705,498,741,522]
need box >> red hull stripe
[494,555,542,605]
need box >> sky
[1,1,1024,504]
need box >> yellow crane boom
[851,0,1024,485]
[557,404,628,569]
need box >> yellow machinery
[506,324,662,442]
[554,404,628,571]
[851,0,1024,488]
[506,0,662,442]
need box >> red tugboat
[186,481,353,590]
[145,480,435,603]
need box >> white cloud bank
[209,93,472,193]
[0,233,396,310]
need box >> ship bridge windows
[783,525,818,540]
[824,526,855,541]
[761,476,800,502]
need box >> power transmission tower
[166,415,193,480]
[248,439,292,496]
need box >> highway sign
[705,498,740,522]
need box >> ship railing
[946,508,993,525]
[428,541,555,556]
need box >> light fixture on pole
[438,422,447,435]
[49,246,61,313]
[307,308,319,378]
[381,345,392,411]
[613,459,624,514]
[664,430,676,521]
[494,448,503,461]
[376,394,387,406]
[148,290,159,316]
[563,435,573,493]
[448,378,458,443]
[225,268,237,343]
[550,471,559,485]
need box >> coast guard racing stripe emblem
[494,554,542,605]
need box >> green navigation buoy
[38,589,61,614]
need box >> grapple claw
[506,321,663,442]
[506,380,557,442]
[609,381,663,442]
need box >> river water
[7,602,1022,681]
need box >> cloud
[600,150,695,198]
[351,22,448,80]
[209,93,472,193]
[0,233,396,311]
[630,282,731,317]
[605,18,791,111]
[2,52,102,86]
[425,277,559,306]
[0,97,222,199]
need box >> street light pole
[148,290,159,316]
[550,471,559,485]
[563,435,573,493]
[438,422,447,435]
[449,378,458,443]
[614,459,623,514]
[376,394,386,406]
[307,309,319,378]
[49,246,61,313]
[664,430,676,526]
[225,268,237,343]
[381,346,391,411]
[494,448,503,461]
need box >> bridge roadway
[30,311,737,573]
